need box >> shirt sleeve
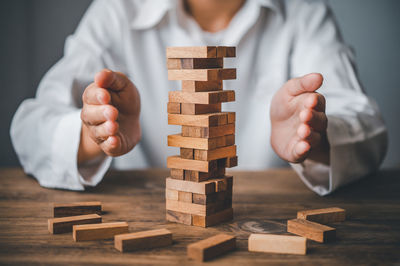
[288,2,388,195]
[10,0,122,190]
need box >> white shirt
[10,0,387,195]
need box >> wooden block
[218,156,238,168]
[180,148,194,159]
[187,234,236,261]
[182,80,223,92]
[170,168,184,180]
[73,222,129,241]
[248,234,307,255]
[166,46,217,58]
[165,189,179,201]
[167,156,217,172]
[114,228,172,252]
[53,202,101,217]
[166,177,216,194]
[168,113,228,127]
[178,191,193,203]
[167,102,181,114]
[166,210,192,225]
[168,69,236,81]
[192,190,229,205]
[216,46,236,58]
[194,145,236,161]
[185,167,225,182]
[192,208,233,227]
[48,214,101,234]
[166,199,227,216]
[169,90,235,104]
[182,124,235,138]
[287,219,336,243]
[167,58,223,69]
[181,103,221,115]
[168,134,235,150]
[297,207,346,224]
[227,112,235,124]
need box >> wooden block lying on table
[114,228,172,252]
[182,124,235,138]
[181,103,221,115]
[192,208,233,227]
[297,207,346,224]
[167,156,217,172]
[168,69,236,81]
[167,58,223,69]
[187,233,236,261]
[168,112,229,127]
[169,90,235,104]
[168,134,235,150]
[53,201,101,217]
[73,222,129,241]
[48,214,101,234]
[287,219,336,243]
[166,210,192,225]
[216,46,236,58]
[182,80,223,92]
[167,102,181,114]
[195,145,236,161]
[248,234,307,255]
[167,46,217,58]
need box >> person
[10,0,387,195]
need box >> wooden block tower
[165,46,237,227]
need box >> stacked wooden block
[166,46,238,227]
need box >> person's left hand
[270,73,330,164]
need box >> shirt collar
[130,0,284,30]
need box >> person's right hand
[78,69,141,164]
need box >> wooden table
[0,168,399,265]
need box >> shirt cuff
[51,109,111,190]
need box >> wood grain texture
[48,214,102,234]
[216,47,236,58]
[187,234,236,261]
[167,58,223,69]
[166,46,217,58]
[167,102,181,114]
[184,167,226,182]
[287,219,336,243]
[73,222,129,241]
[192,208,233,228]
[170,168,184,180]
[1,168,399,265]
[114,229,172,252]
[168,69,236,81]
[167,156,217,172]
[181,80,223,92]
[194,145,236,161]
[182,124,235,138]
[166,210,192,225]
[168,134,235,150]
[168,113,229,127]
[248,234,307,255]
[169,90,235,104]
[297,207,346,224]
[53,202,102,217]
[181,103,221,115]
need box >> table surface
[0,168,399,265]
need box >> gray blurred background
[1,0,399,168]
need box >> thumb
[286,73,323,96]
[95,69,128,92]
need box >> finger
[82,84,111,105]
[297,124,322,148]
[299,109,327,132]
[286,73,323,96]
[292,140,311,162]
[81,104,118,126]
[100,135,122,156]
[95,69,129,92]
[304,93,326,112]
[88,120,119,143]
